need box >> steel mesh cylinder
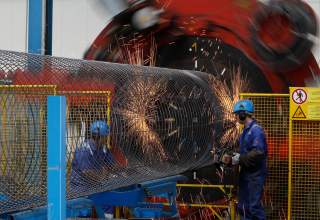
[0,50,223,213]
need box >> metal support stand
[47,96,66,220]
[89,175,187,219]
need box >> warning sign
[292,89,307,104]
[292,106,306,119]
[290,87,320,120]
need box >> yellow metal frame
[0,84,57,94]
[58,90,112,147]
[240,93,291,220]
[0,85,56,175]
[183,93,291,220]
[57,90,112,192]
[241,92,320,220]
[0,86,112,192]
[288,116,292,220]
[287,87,320,219]
[4,88,318,219]
[240,91,320,219]
[177,184,233,195]
[240,93,289,97]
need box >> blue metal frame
[4,175,186,219]
[45,0,53,55]
[89,175,187,218]
[47,96,66,220]
[8,198,94,220]
[28,0,44,54]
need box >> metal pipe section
[0,50,223,214]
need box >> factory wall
[52,0,123,59]
[308,0,320,64]
[0,0,318,62]
[0,0,27,52]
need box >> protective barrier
[0,85,55,214]
[290,121,320,219]
[289,87,320,220]
[241,91,320,220]
[57,90,112,193]
[240,93,290,220]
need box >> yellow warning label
[290,87,320,120]
[292,106,306,119]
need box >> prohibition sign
[292,89,307,104]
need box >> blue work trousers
[238,171,266,220]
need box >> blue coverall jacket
[71,139,114,215]
[71,139,114,174]
[238,120,268,220]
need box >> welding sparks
[165,117,175,122]
[169,102,178,110]
[220,68,226,75]
[115,35,169,160]
[168,128,179,137]
[115,33,157,66]
[118,77,168,161]
[176,177,233,220]
[208,67,249,147]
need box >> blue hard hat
[90,120,109,136]
[233,100,254,114]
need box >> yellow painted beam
[240,93,289,97]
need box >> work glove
[239,149,265,168]
[221,154,232,165]
[232,153,240,165]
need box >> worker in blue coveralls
[71,120,114,217]
[222,100,268,220]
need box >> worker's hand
[221,154,232,165]
[232,153,240,165]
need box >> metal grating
[0,85,55,213]
[291,120,320,219]
[240,94,289,220]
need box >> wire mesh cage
[240,94,290,220]
[0,50,228,214]
[291,120,320,219]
